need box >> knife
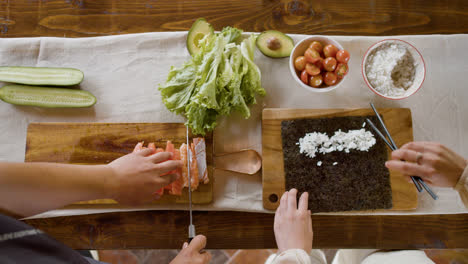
[186,125,196,242]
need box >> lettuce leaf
[158,25,265,135]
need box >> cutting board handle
[214,149,262,175]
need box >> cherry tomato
[309,75,323,88]
[323,57,337,72]
[336,50,350,63]
[305,63,321,76]
[323,44,338,58]
[323,72,338,86]
[309,41,323,53]
[335,63,348,78]
[314,58,324,70]
[294,56,307,71]
[304,48,321,63]
[300,70,309,84]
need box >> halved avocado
[256,30,294,58]
[187,18,215,55]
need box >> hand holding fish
[107,146,182,205]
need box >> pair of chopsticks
[366,103,438,200]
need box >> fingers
[401,141,445,156]
[155,160,183,175]
[202,251,212,263]
[298,192,309,212]
[287,189,298,213]
[400,141,429,152]
[391,149,421,163]
[135,148,154,157]
[188,235,207,252]
[158,173,179,185]
[385,160,433,180]
[147,152,172,163]
[182,242,188,249]
[279,191,288,215]
[405,175,413,183]
[133,142,143,152]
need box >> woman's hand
[170,235,212,264]
[274,188,313,253]
[386,142,467,188]
[106,148,182,205]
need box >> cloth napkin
[0,32,466,218]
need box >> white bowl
[362,39,426,100]
[289,36,346,93]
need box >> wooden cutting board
[25,123,213,206]
[262,108,418,211]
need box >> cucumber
[187,18,214,55]
[0,84,96,108]
[0,66,84,86]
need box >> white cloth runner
[0,32,466,219]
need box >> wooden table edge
[23,211,468,249]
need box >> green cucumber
[0,66,84,86]
[187,18,215,55]
[0,84,96,108]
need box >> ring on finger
[416,152,423,165]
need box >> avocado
[187,18,215,55]
[256,30,294,58]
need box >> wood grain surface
[23,211,468,249]
[25,122,213,205]
[0,0,467,37]
[262,108,417,211]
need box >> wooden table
[2,0,467,249]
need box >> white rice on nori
[297,129,376,158]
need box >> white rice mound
[365,42,417,97]
[297,129,376,159]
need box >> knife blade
[186,125,196,242]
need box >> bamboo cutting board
[262,108,418,211]
[25,123,213,206]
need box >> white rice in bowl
[364,40,425,99]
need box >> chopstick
[370,103,398,149]
[367,103,438,200]
[366,118,423,193]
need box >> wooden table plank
[0,0,467,37]
[24,211,468,249]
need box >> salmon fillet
[193,138,209,184]
[170,149,183,195]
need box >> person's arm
[271,189,326,264]
[455,166,468,206]
[385,141,468,206]
[0,148,182,217]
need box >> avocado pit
[267,37,282,50]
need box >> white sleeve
[269,249,327,264]
[455,165,468,208]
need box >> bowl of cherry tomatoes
[289,36,350,92]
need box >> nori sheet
[281,116,392,213]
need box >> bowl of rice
[362,39,425,100]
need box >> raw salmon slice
[170,149,183,195]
